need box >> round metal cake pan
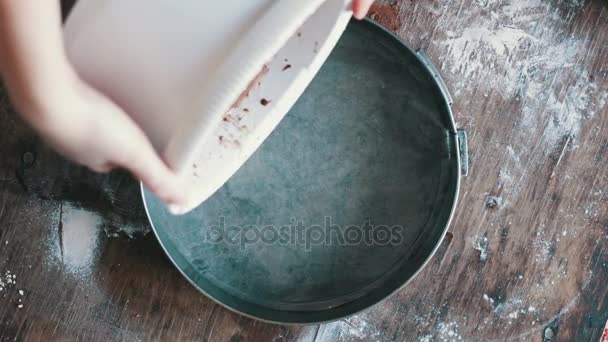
[142,19,467,324]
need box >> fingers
[27,74,190,213]
[352,0,374,19]
[83,85,190,214]
[108,116,189,212]
[120,132,188,209]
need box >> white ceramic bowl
[65,0,353,213]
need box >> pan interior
[143,20,458,323]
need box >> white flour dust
[316,313,383,342]
[61,205,101,273]
[442,0,608,155]
[473,235,489,261]
[444,26,536,80]
[419,335,433,342]
[46,204,102,278]
[483,293,495,305]
[105,221,149,239]
[493,296,540,324]
[435,321,464,341]
[0,270,16,292]
[532,234,554,263]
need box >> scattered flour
[317,314,383,341]
[493,296,539,323]
[497,169,519,194]
[46,203,102,278]
[0,270,16,292]
[436,321,463,341]
[419,335,433,342]
[61,204,101,274]
[442,0,608,158]
[532,237,554,263]
[485,195,503,209]
[444,26,536,79]
[483,293,495,305]
[105,223,149,239]
[522,75,608,150]
[473,235,489,261]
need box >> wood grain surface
[1,0,607,341]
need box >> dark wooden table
[1,0,607,341]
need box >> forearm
[0,0,75,121]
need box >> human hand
[0,0,187,213]
[352,0,375,19]
[24,75,187,210]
